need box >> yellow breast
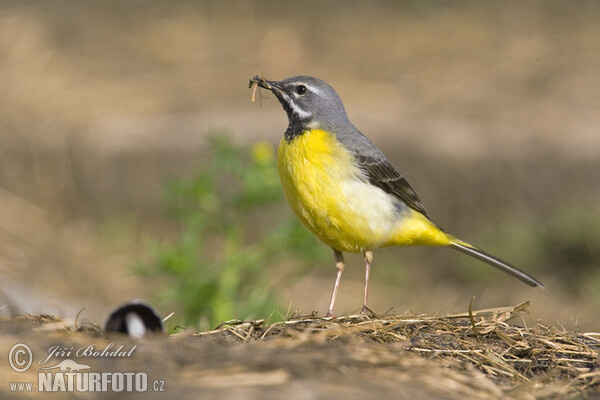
[277,129,400,252]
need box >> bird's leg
[362,250,374,314]
[326,249,345,317]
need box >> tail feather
[449,238,544,288]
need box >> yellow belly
[277,129,450,253]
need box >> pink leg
[326,250,345,317]
[362,251,373,313]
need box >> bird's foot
[361,305,378,318]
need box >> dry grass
[195,302,600,398]
[1,302,599,399]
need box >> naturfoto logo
[8,342,164,394]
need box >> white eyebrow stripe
[306,84,324,96]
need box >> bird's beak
[249,75,282,92]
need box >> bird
[104,301,164,338]
[250,75,543,317]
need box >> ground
[2,303,598,399]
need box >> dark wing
[356,154,429,217]
[332,125,429,216]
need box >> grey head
[251,75,353,139]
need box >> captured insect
[249,74,269,103]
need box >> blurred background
[1,0,599,331]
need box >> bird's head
[251,75,350,131]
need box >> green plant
[136,133,327,331]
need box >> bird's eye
[295,85,308,95]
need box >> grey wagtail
[250,75,543,317]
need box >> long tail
[449,238,544,288]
